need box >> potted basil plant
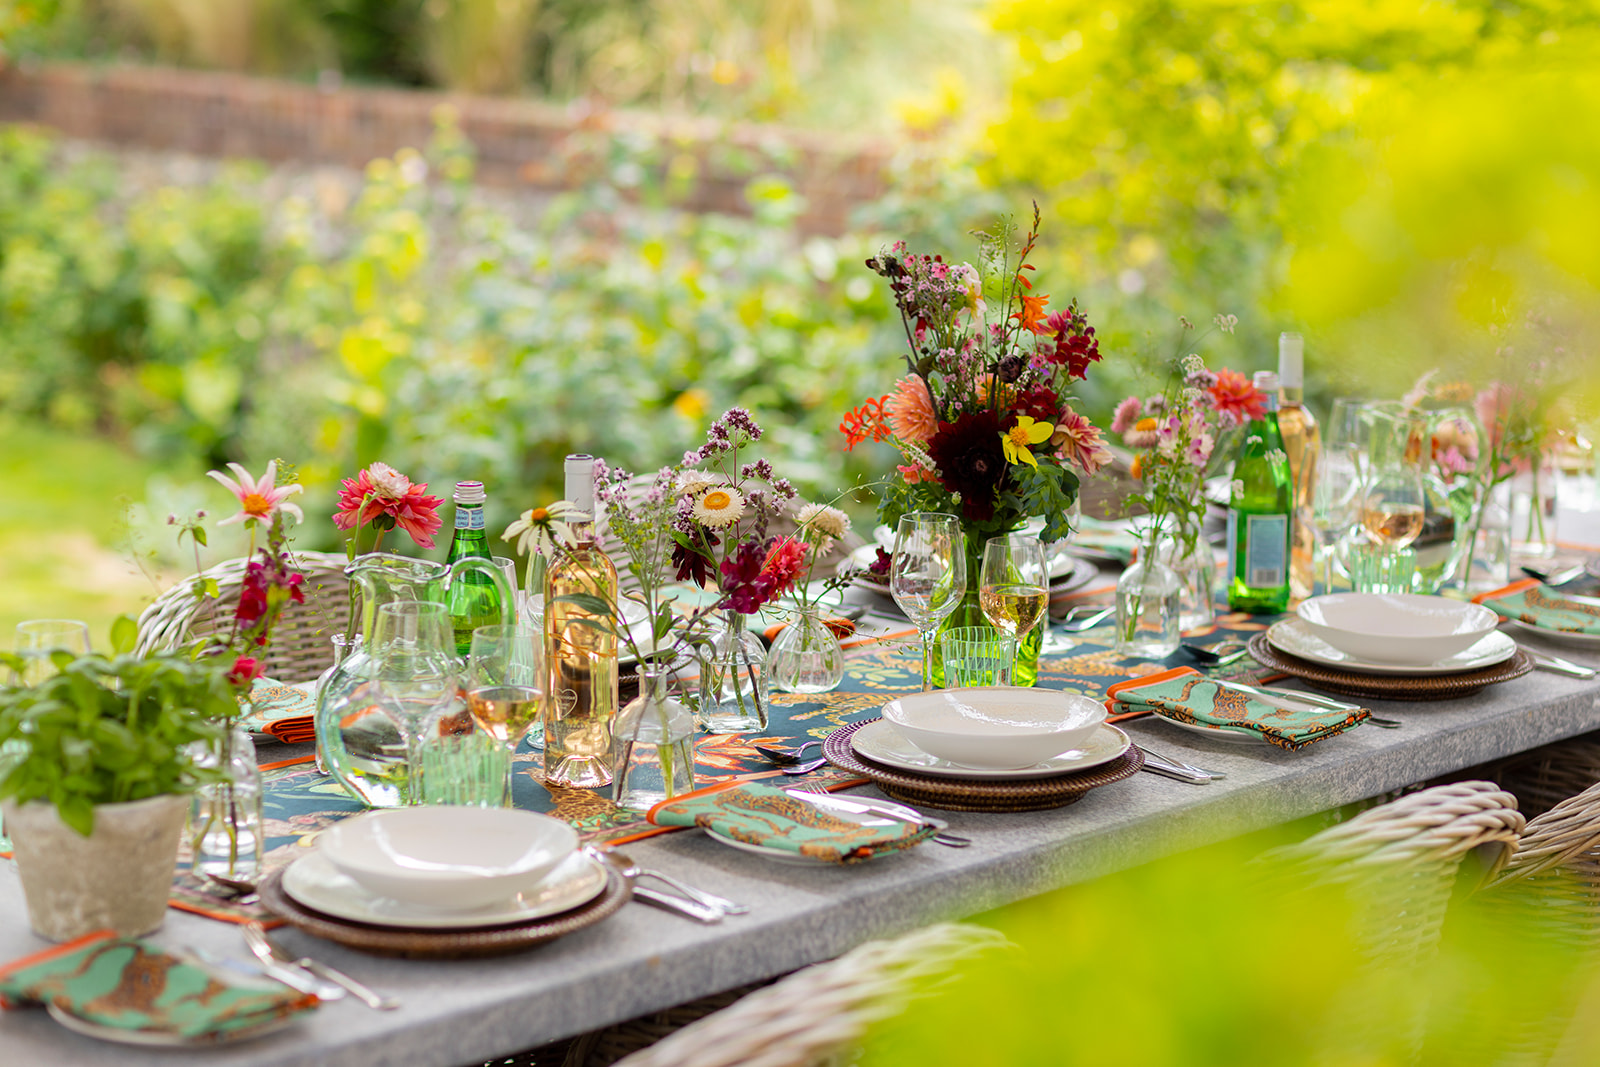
[0,637,234,942]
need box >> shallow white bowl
[321,808,578,911]
[881,687,1107,770]
[1296,593,1499,665]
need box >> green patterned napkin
[1105,666,1369,751]
[0,932,317,1041]
[1482,583,1600,635]
[647,782,936,863]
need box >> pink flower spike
[207,460,304,527]
[1110,396,1142,435]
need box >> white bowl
[320,808,578,911]
[881,687,1107,770]
[1295,593,1500,665]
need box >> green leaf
[60,794,95,838]
[192,526,208,548]
[109,615,138,655]
[551,593,614,618]
[202,577,220,599]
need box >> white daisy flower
[693,486,745,528]
[366,461,412,502]
[677,470,724,498]
[502,501,580,557]
[797,502,851,541]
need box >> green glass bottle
[1227,371,1294,614]
[444,480,505,656]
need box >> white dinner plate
[703,791,931,865]
[1150,687,1365,746]
[46,1001,298,1048]
[1266,618,1518,675]
[1505,619,1600,648]
[281,849,607,929]
[850,718,1131,780]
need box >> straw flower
[693,486,746,528]
[797,502,851,542]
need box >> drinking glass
[464,623,544,753]
[1310,446,1362,592]
[979,535,1048,685]
[890,513,967,692]
[13,619,92,686]
[370,602,460,806]
[939,627,1017,688]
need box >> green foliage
[0,651,231,835]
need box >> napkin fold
[241,678,317,744]
[646,781,935,863]
[0,931,317,1041]
[1105,667,1369,751]
[1479,579,1600,635]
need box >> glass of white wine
[890,513,967,692]
[979,535,1048,685]
[465,623,545,754]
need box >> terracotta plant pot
[3,793,189,941]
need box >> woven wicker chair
[1476,732,1600,820]
[555,923,1006,1067]
[1432,781,1600,1066]
[133,550,353,684]
[1257,781,1524,968]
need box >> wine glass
[464,623,544,754]
[1310,446,1362,592]
[979,535,1048,684]
[371,602,460,806]
[1361,466,1427,551]
[890,513,967,692]
[13,619,92,685]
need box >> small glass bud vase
[698,612,770,733]
[1157,535,1216,631]
[190,724,264,882]
[1115,556,1182,658]
[611,667,696,812]
[768,606,846,694]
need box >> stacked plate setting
[854,687,1131,780]
[1271,593,1511,676]
[280,808,607,930]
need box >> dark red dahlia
[927,410,1006,522]
[1014,384,1061,424]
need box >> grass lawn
[0,417,224,650]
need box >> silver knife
[1139,755,1219,784]
[631,885,725,923]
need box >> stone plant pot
[3,793,189,942]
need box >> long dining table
[3,597,1600,1066]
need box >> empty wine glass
[465,623,544,753]
[890,513,967,692]
[370,602,460,806]
[1311,446,1362,592]
[13,619,92,686]
[979,535,1048,685]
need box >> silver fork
[1135,745,1226,783]
[789,781,972,847]
[243,922,399,1010]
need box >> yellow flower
[1000,416,1055,468]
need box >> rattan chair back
[607,923,1006,1067]
[133,551,353,684]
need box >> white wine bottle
[1277,333,1319,599]
[543,455,620,788]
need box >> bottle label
[1243,514,1288,588]
[455,507,485,531]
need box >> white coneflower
[502,501,580,557]
[677,470,724,498]
[797,502,850,541]
[692,486,745,528]
[366,461,412,501]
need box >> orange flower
[1210,368,1266,425]
[1130,454,1144,479]
[1010,293,1051,335]
[885,376,938,443]
[840,395,892,449]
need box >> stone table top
[2,630,1597,1066]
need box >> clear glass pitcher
[315,553,511,807]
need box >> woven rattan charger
[1247,633,1534,701]
[822,718,1144,813]
[257,864,630,959]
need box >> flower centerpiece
[841,205,1112,685]
[767,502,856,693]
[1109,316,1248,633]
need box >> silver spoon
[605,848,749,916]
[754,740,822,765]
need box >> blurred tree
[986,0,1600,330]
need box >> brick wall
[0,61,891,234]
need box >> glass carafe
[315,553,511,808]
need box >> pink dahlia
[207,460,304,527]
[1051,408,1113,476]
[1209,369,1266,425]
[334,463,445,550]
[1110,396,1143,435]
[760,537,808,600]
